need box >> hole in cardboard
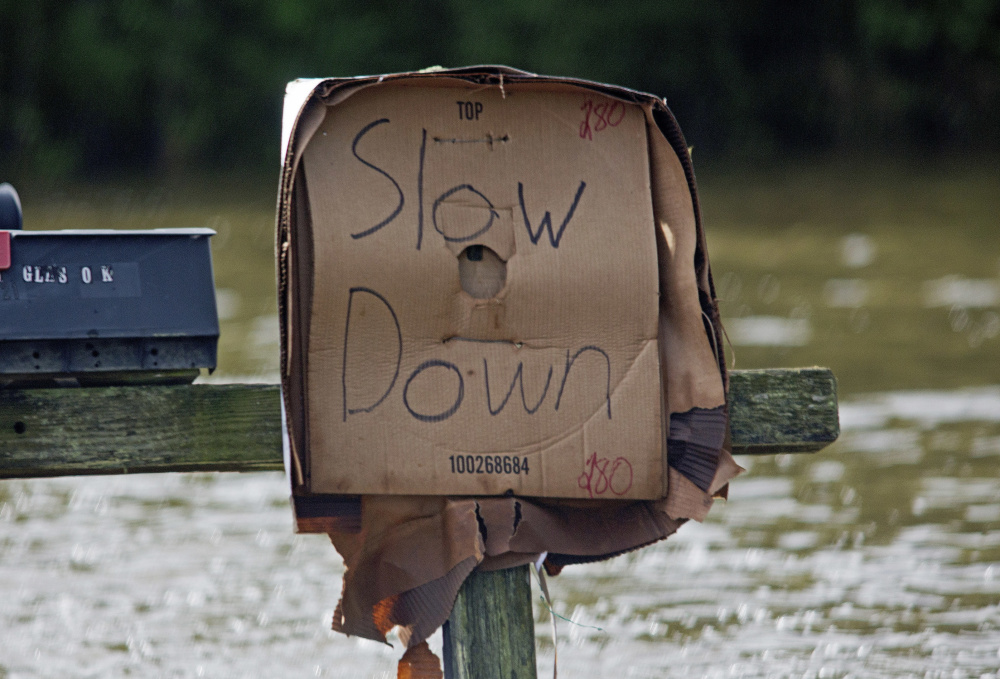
[459,245,506,299]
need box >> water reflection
[840,233,876,269]
[823,279,869,309]
[538,390,1000,676]
[726,316,812,347]
[924,276,1000,309]
[3,164,1000,677]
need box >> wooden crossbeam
[0,368,837,479]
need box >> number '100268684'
[449,455,529,475]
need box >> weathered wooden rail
[0,367,839,679]
[0,368,837,478]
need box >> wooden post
[443,565,536,679]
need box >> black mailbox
[0,227,219,386]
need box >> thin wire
[536,594,604,632]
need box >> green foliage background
[2,0,998,178]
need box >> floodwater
[3,160,1000,678]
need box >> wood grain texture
[0,384,282,478]
[0,368,838,479]
[443,566,537,679]
[727,368,840,454]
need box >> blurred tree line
[1,0,998,178]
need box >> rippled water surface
[3,162,1000,677]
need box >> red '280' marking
[579,99,626,141]
[578,452,633,498]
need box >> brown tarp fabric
[276,66,742,650]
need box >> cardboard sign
[280,70,728,502]
[277,70,738,651]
